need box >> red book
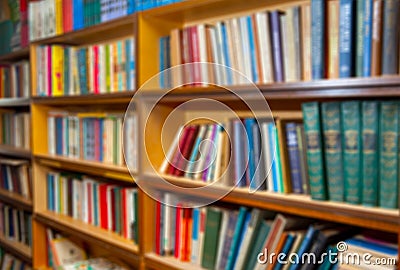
[174,125,199,176]
[99,184,108,230]
[47,46,52,96]
[93,45,99,94]
[190,26,201,85]
[19,0,28,47]
[121,188,127,239]
[182,208,192,261]
[167,126,191,175]
[155,201,161,255]
[174,204,182,259]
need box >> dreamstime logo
[123,63,275,208]
[257,241,397,267]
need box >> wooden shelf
[0,145,31,159]
[0,234,31,263]
[0,48,30,63]
[35,211,139,263]
[0,97,31,107]
[0,189,32,211]
[31,14,137,46]
[34,153,134,182]
[141,173,400,233]
[139,76,400,102]
[32,91,135,106]
[145,253,205,270]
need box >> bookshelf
[3,0,397,269]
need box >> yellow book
[52,45,64,96]
[76,112,107,118]
[55,0,63,35]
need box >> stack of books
[0,112,30,150]
[0,252,31,270]
[0,61,30,98]
[0,158,32,200]
[0,203,32,247]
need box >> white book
[99,45,106,93]
[197,24,209,85]
[109,44,114,92]
[47,0,56,37]
[208,27,222,85]
[193,125,214,180]
[68,48,75,95]
[6,166,13,192]
[159,125,184,174]
[82,179,89,223]
[53,173,60,213]
[215,210,229,270]
[206,127,221,182]
[255,12,273,83]
[215,22,227,85]
[184,125,207,178]
[280,14,291,83]
[197,208,207,266]
[163,192,173,255]
[22,62,30,97]
[106,185,114,230]
[239,16,253,84]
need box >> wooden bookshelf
[35,211,140,265]
[0,234,31,263]
[0,189,32,211]
[0,145,31,159]
[0,47,30,63]
[0,98,31,107]
[35,154,133,182]
[145,253,205,270]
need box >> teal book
[301,102,327,200]
[379,102,399,209]
[321,102,344,202]
[225,207,248,270]
[361,101,379,206]
[244,220,271,270]
[341,101,362,204]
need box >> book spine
[322,102,344,201]
[341,101,362,204]
[355,0,364,77]
[363,0,373,77]
[311,0,325,79]
[201,208,222,269]
[379,102,398,209]
[285,123,303,194]
[361,101,379,206]
[269,11,284,82]
[371,0,382,76]
[381,0,399,75]
[338,0,355,78]
[327,1,339,79]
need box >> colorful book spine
[381,0,400,75]
[341,101,361,204]
[322,102,344,201]
[355,0,365,77]
[338,0,355,78]
[362,0,373,77]
[311,0,325,79]
[269,11,284,82]
[361,101,379,206]
[379,102,398,209]
[285,123,303,194]
[201,208,222,269]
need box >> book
[201,207,222,269]
[285,123,303,194]
[269,11,284,82]
[381,0,399,75]
[338,0,355,78]
[327,0,340,79]
[311,0,326,79]
[371,0,383,76]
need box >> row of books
[46,171,139,243]
[155,193,398,270]
[0,158,32,200]
[46,228,129,269]
[35,37,135,97]
[48,111,138,168]
[0,203,32,247]
[0,252,31,270]
[0,112,30,150]
[302,101,400,209]
[0,0,29,55]
[159,119,309,194]
[28,0,183,41]
[0,61,30,98]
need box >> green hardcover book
[361,101,379,206]
[341,101,362,204]
[201,207,222,270]
[379,101,398,209]
[301,102,327,200]
[321,102,344,202]
[244,220,272,270]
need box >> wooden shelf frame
[35,211,140,265]
[144,253,205,270]
[0,97,31,107]
[0,233,32,263]
[32,91,135,105]
[0,145,32,159]
[0,47,30,63]
[0,189,32,212]
[34,154,134,183]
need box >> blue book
[73,0,84,30]
[191,208,200,262]
[55,117,63,155]
[233,120,247,187]
[269,11,284,82]
[247,16,259,83]
[346,238,398,256]
[221,23,233,85]
[285,123,303,193]
[311,0,325,79]
[98,119,104,162]
[363,0,373,77]
[338,0,356,78]
[244,118,256,187]
[225,207,248,270]
[288,226,317,270]
[127,0,135,14]
[273,233,296,270]
[159,37,166,88]
[125,39,131,90]
[77,48,88,94]
[47,174,54,211]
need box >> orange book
[327,0,340,79]
[267,232,288,270]
[300,3,311,81]
[371,0,383,76]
